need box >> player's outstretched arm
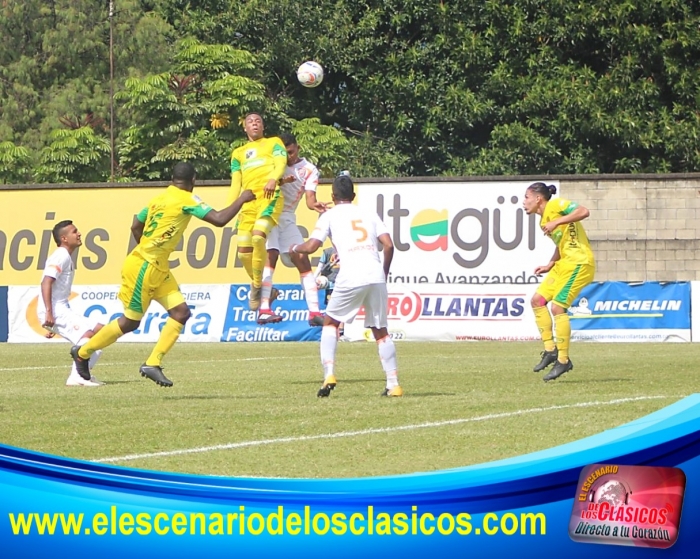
[203,190,256,227]
[291,238,322,255]
[378,233,394,278]
[305,190,328,213]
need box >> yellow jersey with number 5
[541,198,595,266]
[132,185,212,271]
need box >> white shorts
[37,303,100,345]
[267,212,304,254]
[325,283,388,328]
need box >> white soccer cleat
[66,373,105,387]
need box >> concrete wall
[561,176,700,282]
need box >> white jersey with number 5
[310,204,389,289]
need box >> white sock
[301,271,320,313]
[377,336,399,388]
[260,266,274,310]
[320,325,338,379]
[89,349,102,371]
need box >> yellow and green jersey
[132,185,212,270]
[228,137,287,203]
[541,198,595,266]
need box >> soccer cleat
[317,374,337,398]
[533,348,558,372]
[249,284,262,311]
[257,310,283,324]
[139,364,173,387]
[381,386,404,397]
[543,359,573,382]
[66,373,104,387]
[308,312,325,327]
[270,287,279,305]
[69,345,92,380]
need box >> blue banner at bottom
[221,284,322,342]
[1,396,699,557]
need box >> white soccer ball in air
[297,61,324,88]
[316,276,329,289]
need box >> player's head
[243,112,265,141]
[523,182,557,215]
[172,162,196,191]
[280,132,299,165]
[332,173,355,203]
[52,220,81,249]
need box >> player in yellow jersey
[523,182,595,382]
[228,113,287,310]
[70,162,255,387]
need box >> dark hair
[527,181,557,200]
[172,162,196,183]
[52,220,73,246]
[280,132,297,147]
[244,112,263,122]
[332,174,355,201]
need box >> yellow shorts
[536,262,595,309]
[118,254,185,320]
[236,190,284,234]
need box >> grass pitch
[0,341,694,478]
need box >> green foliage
[0,142,32,184]
[155,0,700,175]
[36,128,111,183]
[3,1,700,182]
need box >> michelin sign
[569,282,691,342]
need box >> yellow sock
[78,319,124,359]
[554,313,571,363]
[145,318,185,367]
[533,306,556,352]
[251,234,267,288]
[238,250,254,280]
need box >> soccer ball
[316,276,329,289]
[297,61,324,88]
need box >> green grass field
[0,341,695,479]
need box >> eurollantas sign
[343,284,542,342]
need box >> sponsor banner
[692,282,700,342]
[0,184,332,285]
[7,285,229,343]
[0,286,7,342]
[569,282,691,342]
[356,181,558,285]
[343,283,541,342]
[221,284,321,342]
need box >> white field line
[0,356,301,373]
[95,395,668,463]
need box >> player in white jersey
[37,220,104,386]
[258,132,328,325]
[291,173,402,398]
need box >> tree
[153,0,700,175]
[36,126,111,183]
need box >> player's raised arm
[542,204,590,236]
[202,190,256,227]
